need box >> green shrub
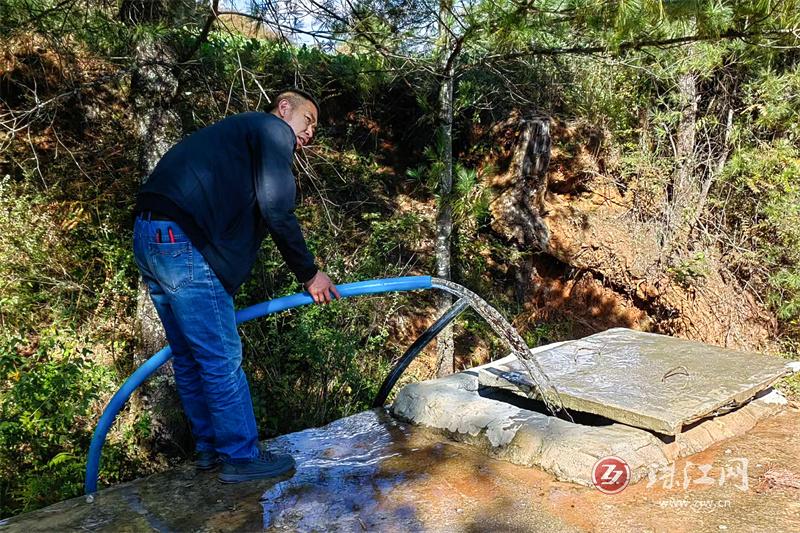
[720,139,800,332]
[235,198,425,435]
[668,252,710,289]
[0,332,114,515]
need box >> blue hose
[84,276,432,495]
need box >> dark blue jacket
[135,112,318,294]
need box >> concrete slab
[6,407,800,532]
[391,368,786,486]
[480,328,790,434]
[0,410,581,533]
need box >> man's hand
[303,271,341,304]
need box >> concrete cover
[481,328,790,434]
[392,368,787,486]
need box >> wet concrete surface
[3,407,799,532]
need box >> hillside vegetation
[1,0,799,518]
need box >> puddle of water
[260,410,425,531]
[431,278,565,415]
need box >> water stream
[431,277,566,415]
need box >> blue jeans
[133,215,259,463]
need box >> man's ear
[277,99,292,118]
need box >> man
[132,89,340,483]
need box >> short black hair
[270,89,320,116]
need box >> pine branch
[181,0,220,62]
[492,27,800,60]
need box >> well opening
[477,387,616,427]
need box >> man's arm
[252,117,340,303]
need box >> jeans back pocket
[148,241,193,292]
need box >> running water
[260,410,427,530]
[431,277,565,415]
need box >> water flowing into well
[431,278,565,415]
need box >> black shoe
[218,449,296,483]
[194,450,221,471]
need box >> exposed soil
[482,115,778,354]
[540,406,800,533]
[541,171,776,351]
[385,114,785,391]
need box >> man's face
[276,98,318,149]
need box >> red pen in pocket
[168,227,175,243]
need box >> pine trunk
[664,67,699,253]
[130,30,188,451]
[132,33,182,362]
[434,2,456,377]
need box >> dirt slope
[485,116,776,352]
